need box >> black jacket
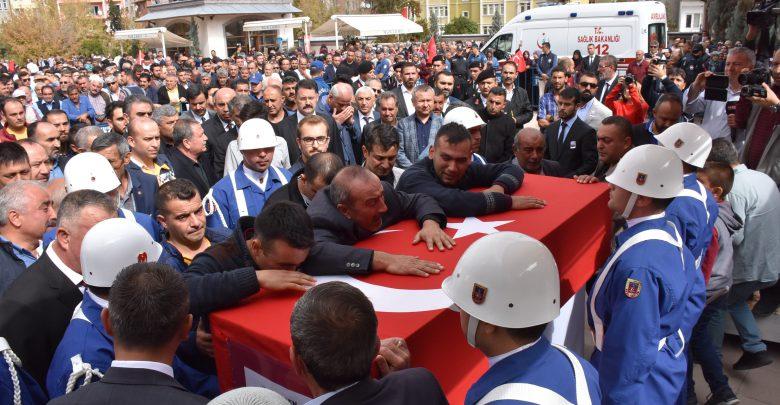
[202,115,236,179]
[184,217,260,316]
[157,84,187,106]
[539,159,568,178]
[390,86,411,119]
[0,251,83,387]
[322,368,448,405]
[581,54,601,74]
[397,157,524,217]
[478,108,516,163]
[544,117,598,177]
[167,147,218,199]
[302,182,446,275]
[36,99,61,115]
[275,113,344,164]
[503,86,534,128]
[0,239,26,296]
[263,176,307,210]
[631,122,657,147]
[640,75,684,111]
[49,366,207,405]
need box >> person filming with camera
[604,74,650,125]
[684,47,755,139]
[728,48,780,185]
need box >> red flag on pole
[426,36,436,64]
[137,48,144,65]
[401,7,408,18]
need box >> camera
[739,68,771,98]
[651,58,665,65]
[624,74,634,86]
[705,74,730,102]
[746,0,779,28]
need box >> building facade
[678,0,704,33]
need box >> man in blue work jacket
[45,218,218,400]
[204,118,291,230]
[587,144,705,404]
[442,232,601,405]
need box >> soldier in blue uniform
[203,118,290,230]
[442,232,601,405]
[588,144,706,404]
[656,122,719,268]
[45,219,218,400]
[0,337,47,405]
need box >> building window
[0,0,8,12]
[684,13,701,29]
[429,5,448,18]
[517,0,530,12]
[91,5,100,15]
[462,11,469,18]
[482,25,493,34]
[482,3,504,16]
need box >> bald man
[19,140,51,182]
[126,117,176,185]
[203,87,237,178]
[317,82,360,165]
[511,128,567,177]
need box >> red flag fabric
[426,36,436,64]
[511,49,527,73]
[211,175,612,403]
[401,7,408,19]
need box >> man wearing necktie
[316,83,360,166]
[353,86,380,149]
[543,87,598,177]
[596,55,619,103]
[583,43,601,74]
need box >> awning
[311,14,422,38]
[243,16,310,32]
[114,28,192,54]
[137,3,300,22]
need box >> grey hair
[328,166,374,207]
[329,83,354,99]
[73,126,104,150]
[56,189,116,229]
[411,84,434,101]
[90,132,131,156]
[228,94,252,113]
[151,104,178,125]
[355,86,374,98]
[708,138,739,165]
[172,117,198,147]
[88,74,103,86]
[727,47,756,66]
[378,91,398,105]
[0,180,47,227]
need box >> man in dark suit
[499,61,533,128]
[353,86,380,148]
[389,62,419,119]
[511,128,567,177]
[49,263,208,405]
[202,88,236,179]
[596,54,619,103]
[36,85,60,115]
[290,281,448,405]
[181,85,212,125]
[581,43,601,74]
[543,87,598,177]
[301,166,453,276]
[156,74,187,106]
[432,71,467,115]
[168,118,217,198]
[0,190,116,387]
[276,79,343,166]
[91,132,158,215]
[265,152,343,210]
[631,93,683,146]
[575,115,634,184]
[467,69,496,111]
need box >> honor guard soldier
[656,122,719,268]
[588,144,705,404]
[442,232,601,405]
[46,219,218,400]
[204,118,291,230]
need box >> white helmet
[238,118,279,151]
[81,218,163,288]
[605,144,683,218]
[654,122,712,168]
[442,232,560,347]
[64,152,120,194]
[443,106,486,130]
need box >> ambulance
[482,1,668,61]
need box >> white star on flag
[446,217,514,239]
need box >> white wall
[678,0,704,33]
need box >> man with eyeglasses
[646,41,665,61]
[288,115,333,176]
[577,72,613,130]
[596,55,619,102]
[500,61,533,129]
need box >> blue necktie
[558,121,568,144]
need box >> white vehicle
[482,1,668,61]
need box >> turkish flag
[426,36,436,64]
[211,175,613,403]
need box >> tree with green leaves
[107,1,122,33]
[189,17,200,56]
[444,16,479,34]
[430,12,440,41]
[367,0,420,16]
[490,10,503,36]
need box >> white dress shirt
[358,111,374,132]
[110,360,175,379]
[487,338,541,368]
[401,85,415,115]
[242,164,268,191]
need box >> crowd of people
[0,29,777,405]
